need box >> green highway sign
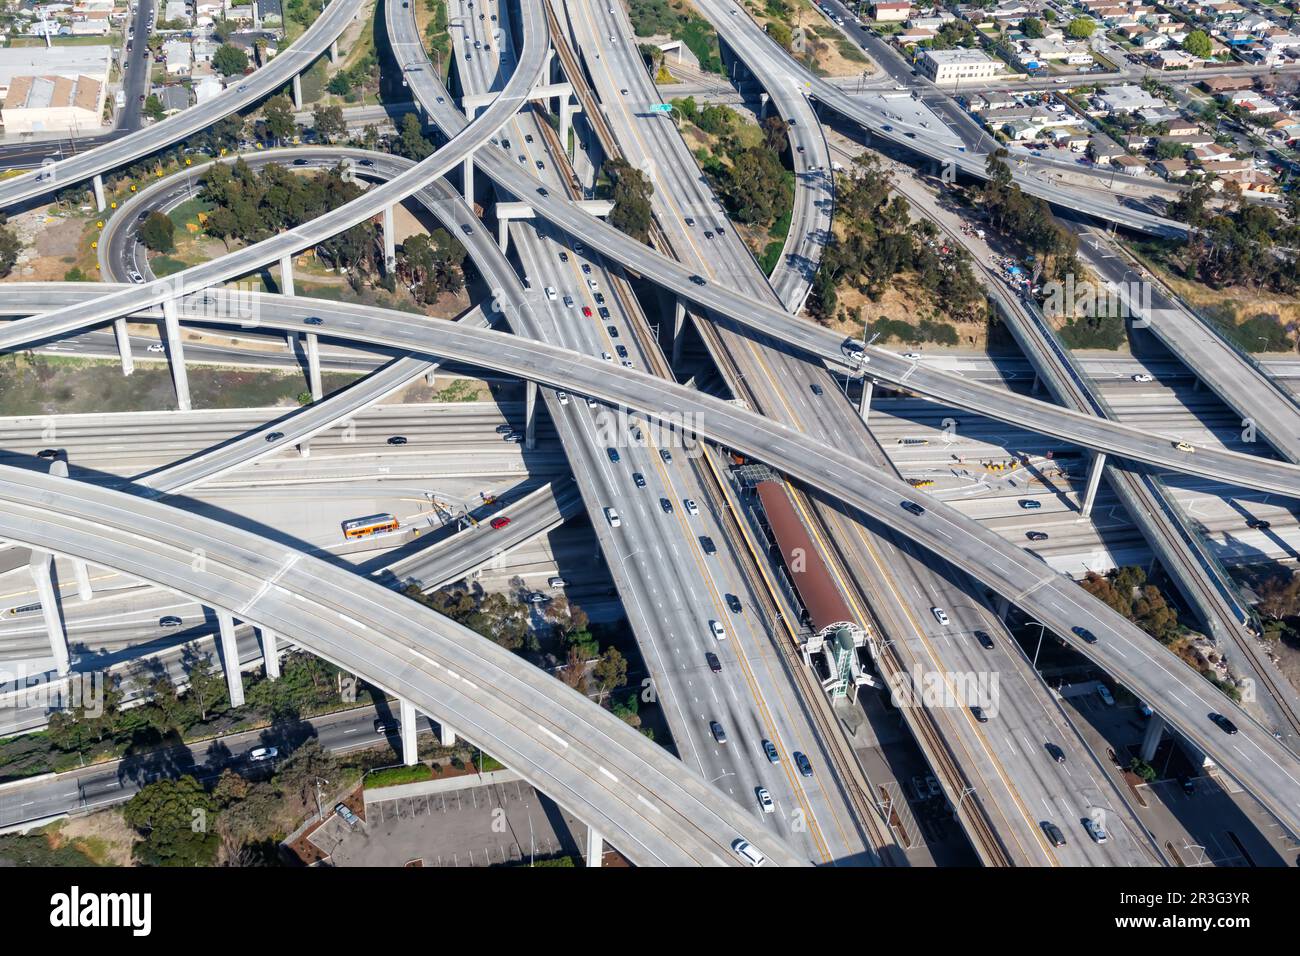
[650,103,674,112]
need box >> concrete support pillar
[585,826,603,867]
[113,318,134,375]
[759,92,769,118]
[671,298,685,367]
[292,73,302,111]
[994,595,1010,622]
[330,38,339,61]
[560,97,573,160]
[462,154,473,207]
[279,254,295,297]
[1081,452,1106,519]
[46,461,92,601]
[525,379,538,450]
[1031,373,1042,395]
[28,552,70,676]
[400,697,419,766]
[439,721,456,747]
[161,298,191,412]
[260,627,280,679]
[498,218,510,256]
[305,331,323,401]
[858,377,874,422]
[1140,714,1166,762]
[92,173,105,212]
[216,609,245,708]
[383,204,396,274]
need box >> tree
[605,158,654,243]
[1066,18,1095,39]
[1019,17,1044,38]
[591,647,628,702]
[139,211,176,253]
[123,776,218,866]
[722,145,787,225]
[185,655,227,721]
[395,113,433,161]
[326,71,352,96]
[143,93,166,122]
[212,43,249,77]
[262,95,295,143]
[1183,30,1212,59]
[312,103,345,142]
[761,114,790,154]
[0,216,20,279]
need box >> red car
[490,516,511,530]
[582,306,593,317]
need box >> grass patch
[365,763,434,788]
[149,255,190,277]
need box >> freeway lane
[0,466,808,867]
[13,288,1296,838]
[0,0,366,210]
[5,280,1299,500]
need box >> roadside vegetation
[407,585,647,735]
[811,152,985,345]
[628,0,723,73]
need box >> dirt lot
[736,0,876,77]
[2,205,92,282]
[45,811,138,866]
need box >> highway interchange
[2,0,1300,868]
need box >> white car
[604,506,621,527]
[931,607,950,626]
[621,359,634,368]
[586,278,599,291]
[248,747,278,762]
[146,343,165,353]
[601,351,613,362]
[544,286,556,300]
[129,270,145,283]
[756,787,774,814]
[557,391,569,405]
[1132,373,1153,383]
[684,498,699,516]
[710,620,726,641]
[731,838,765,866]
[902,351,921,360]
[1083,817,1109,844]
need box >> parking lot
[325,777,588,867]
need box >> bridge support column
[330,38,339,61]
[383,204,396,274]
[48,461,93,601]
[259,627,280,679]
[292,73,303,111]
[1140,715,1166,762]
[279,254,295,297]
[161,298,192,412]
[216,609,245,708]
[400,697,419,766]
[113,318,134,375]
[439,721,456,747]
[560,97,574,160]
[525,379,538,450]
[671,298,685,367]
[1081,452,1106,519]
[498,219,510,256]
[28,552,70,676]
[92,173,105,212]
[758,92,769,118]
[462,155,473,206]
[858,377,874,422]
[585,826,603,867]
[994,595,1010,622]
[305,331,323,401]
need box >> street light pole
[1030,620,1048,669]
